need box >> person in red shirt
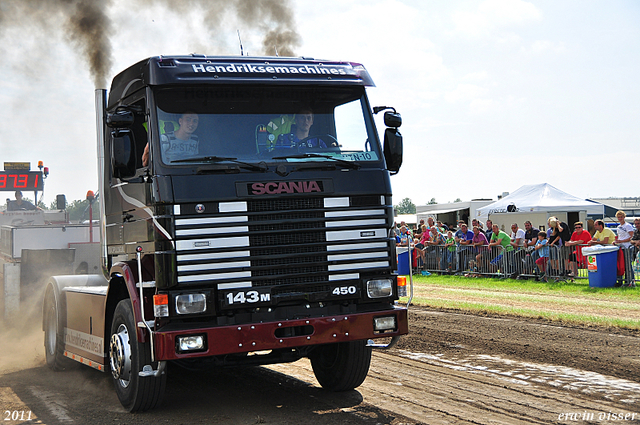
[565,221,592,276]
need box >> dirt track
[1,307,640,424]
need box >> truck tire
[43,291,67,371]
[109,299,166,412]
[310,340,372,392]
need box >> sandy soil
[1,306,639,424]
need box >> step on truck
[43,55,408,412]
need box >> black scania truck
[43,55,408,412]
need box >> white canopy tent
[476,183,607,221]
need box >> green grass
[400,274,640,329]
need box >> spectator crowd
[395,211,639,286]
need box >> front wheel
[110,299,166,412]
[309,340,372,391]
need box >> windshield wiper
[172,156,267,172]
[271,153,360,170]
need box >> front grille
[250,232,326,246]
[248,198,323,212]
[174,195,392,292]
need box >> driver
[275,107,333,149]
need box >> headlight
[367,279,393,298]
[374,316,397,331]
[175,293,207,315]
[178,335,205,352]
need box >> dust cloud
[0,0,301,88]
[0,291,46,375]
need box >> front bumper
[153,306,408,360]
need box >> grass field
[399,274,640,329]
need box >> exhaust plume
[0,0,113,88]
[0,0,301,88]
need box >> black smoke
[0,0,301,88]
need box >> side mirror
[384,111,402,128]
[107,109,134,128]
[375,106,403,174]
[383,128,403,175]
[111,129,136,179]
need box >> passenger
[565,221,593,276]
[588,219,616,245]
[142,112,200,166]
[7,191,39,211]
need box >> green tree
[428,198,437,205]
[453,198,462,203]
[67,199,101,222]
[394,197,416,214]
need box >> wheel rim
[45,304,57,356]
[110,323,132,386]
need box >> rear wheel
[43,291,67,371]
[310,340,372,391]
[109,299,166,412]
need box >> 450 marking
[226,290,271,305]
[332,285,357,296]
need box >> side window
[126,98,148,169]
[334,99,369,151]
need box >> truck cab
[43,55,407,412]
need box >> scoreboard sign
[0,171,43,191]
[4,162,30,170]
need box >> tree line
[1,196,100,223]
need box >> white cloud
[452,0,542,37]
[528,40,567,54]
[444,83,489,103]
[469,98,495,114]
[462,71,489,81]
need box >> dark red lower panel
[154,307,408,360]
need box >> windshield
[153,85,381,166]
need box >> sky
[0,0,638,208]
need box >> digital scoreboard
[0,171,44,191]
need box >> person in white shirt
[615,210,634,249]
[510,223,526,250]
